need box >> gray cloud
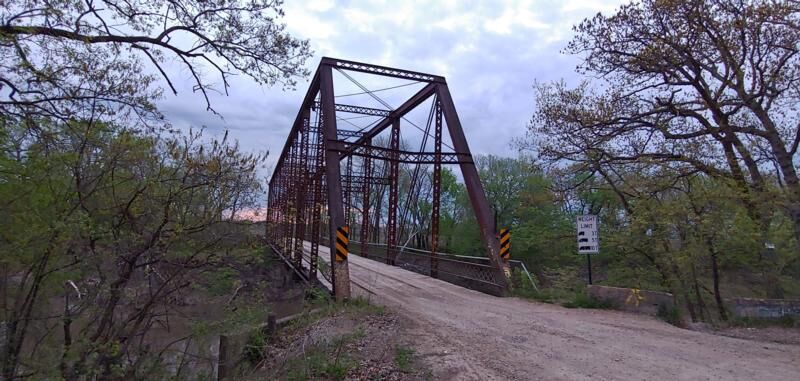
[157,0,626,181]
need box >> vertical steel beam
[386,119,400,265]
[266,183,273,242]
[271,184,278,243]
[293,111,310,270]
[319,65,351,300]
[430,100,442,278]
[309,120,324,279]
[360,139,372,258]
[344,155,353,228]
[290,139,300,260]
[435,84,510,290]
[374,176,384,244]
[282,146,294,254]
[273,177,280,246]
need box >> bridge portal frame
[267,57,510,300]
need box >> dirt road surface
[310,245,800,380]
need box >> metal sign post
[587,254,592,285]
[577,215,599,285]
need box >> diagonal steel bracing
[267,58,510,300]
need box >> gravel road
[311,245,800,380]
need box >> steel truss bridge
[267,58,511,300]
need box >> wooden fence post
[217,335,228,381]
[267,314,277,335]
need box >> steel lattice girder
[431,100,443,278]
[337,129,365,139]
[314,102,391,117]
[342,174,391,186]
[267,57,510,301]
[335,141,472,164]
[325,57,446,83]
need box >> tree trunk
[745,104,800,257]
[670,261,697,322]
[691,263,709,322]
[789,204,800,257]
[758,219,785,299]
[3,246,56,381]
[709,247,728,321]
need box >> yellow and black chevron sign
[499,228,510,260]
[335,226,349,262]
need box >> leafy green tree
[512,170,579,285]
[475,155,531,229]
[437,168,469,252]
[0,2,311,377]
[526,0,800,254]
[1,121,266,379]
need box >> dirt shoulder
[339,251,800,381]
[688,323,800,346]
[243,301,431,380]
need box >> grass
[729,315,799,328]
[394,345,415,372]
[282,294,384,333]
[248,294,388,380]
[656,304,685,327]
[514,285,616,310]
[317,260,331,277]
[280,327,367,381]
[285,346,354,381]
[343,296,386,315]
[304,286,332,304]
[512,287,573,304]
[561,292,615,309]
[243,329,269,365]
[199,267,237,296]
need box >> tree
[475,155,532,229]
[1,1,311,378]
[510,167,579,285]
[437,168,467,252]
[1,121,266,379]
[1,0,312,122]
[526,0,800,254]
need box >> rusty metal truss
[267,57,510,300]
[314,102,391,117]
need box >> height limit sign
[577,215,599,254]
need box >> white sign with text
[577,215,599,254]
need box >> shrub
[243,330,269,365]
[284,330,360,381]
[730,315,799,328]
[562,292,615,309]
[344,297,385,315]
[394,345,415,372]
[304,287,331,304]
[657,304,685,327]
[512,287,574,304]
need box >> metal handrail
[350,239,538,291]
[347,241,505,289]
[287,237,534,294]
[397,261,504,287]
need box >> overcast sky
[158,0,625,179]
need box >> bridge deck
[305,242,493,298]
[294,243,800,380]
[299,241,510,296]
